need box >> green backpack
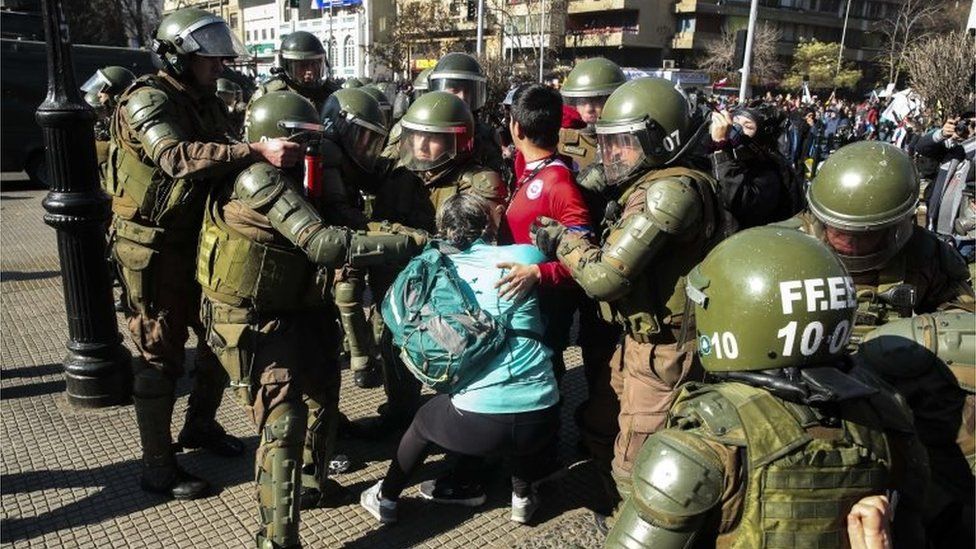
[381,241,532,393]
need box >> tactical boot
[133,368,209,500]
[178,348,244,457]
[299,478,354,510]
[256,532,301,549]
[353,364,382,389]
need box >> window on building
[261,29,267,40]
[229,13,238,30]
[246,30,251,41]
[677,16,696,33]
[343,36,355,68]
[818,0,841,14]
[329,39,338,67]
[271,28,276,39]
[449,0,462,16]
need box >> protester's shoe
[360,481,397,524]
[140,463,210,500]
[177,419,245,457]
[511,491,540,524]
[418,477,487,507]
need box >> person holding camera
[708,106,804,228]
[917,113,976,263]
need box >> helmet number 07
[776,320,851,357]
[662,129,682,152]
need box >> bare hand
[495,262,541,302]
[250,138,302,168]
[709,110,733,143]
[941,118,959,140]
[847,495,892,549]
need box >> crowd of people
[79,7,976,549]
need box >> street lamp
[36,0,132,408]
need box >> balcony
[564,27,640,48]
[567,0,640,14]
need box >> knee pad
[264,401,307,448]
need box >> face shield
[564,94,610,125]
[429,74,486,111]
[399,126,460,173]
[177,18,248,59]
[81,71,111,109]
[821,216,914,273]
[283,57,327,86]
[340,117,388,172]
[597,125,646,186]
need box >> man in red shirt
[496,84,592,380]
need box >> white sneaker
[510,491,540,524]
[360,481,397,524]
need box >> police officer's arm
[606,430,725,549]
[234,163,422,268]
[924,242,975,314]
[553,178,703,302]
[124,87,253,180]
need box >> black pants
[381,394,559,499]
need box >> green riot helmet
[808,141,919,273]
[561,57,626,125]
[81,65,136,109]
[595,77,692,186]
[321,88,389,172]
[244,91,322,142]
[685,227,857,372]
[398,91,474,173]
[359,76,374,85]
[341,77,364,89]
[215,78,243,108]
[278,31,330,89]
[412,67,432,101]
[360,85,393,129]
[152,8,248,76]
[428,52,487,111]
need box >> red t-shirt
[500,156,592,287]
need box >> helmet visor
[81,71,111,94]
[564,94,609,125]
[343,122,387,172]
[284,57,326,85]
[822,217,913,273]
[598,131,646,186]
[429,76,486,111]
[181,20,248,58]
[399,127,458,172]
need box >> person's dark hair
[510,84,562,149]
[436,193,493,250]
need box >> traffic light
[466,0,477,21]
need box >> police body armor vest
[106,74,224,247]
[196,190,329,313]
[557,127,597,171]
[668,379,906,548]
[599,166,729,342]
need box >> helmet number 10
[702,331,739,359]
[776,320,851,357]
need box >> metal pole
[476,0,484,55]
[37,0,131,408]
[836,0,852,77]
[538,0,545,83]
[737,0,759,101]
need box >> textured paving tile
[0,187,609,548]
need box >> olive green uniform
[607,374,928,548]
[557,127,598,171]
[106,69,253,480]
[783,212,975,343]
[197,162,420,547]
[250,77,333,113]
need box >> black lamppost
[37,0,132,408]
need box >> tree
[903,30,976,118]
[782,40,861,91]
[367,1,459,79]
[697,22,783,87]
[875,0,944,86]
[66,0,161,47]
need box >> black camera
[955,118,973,140]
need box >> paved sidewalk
[0,184,610,548]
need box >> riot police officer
[370,91,508,430]
[81,65,136,174]
[106,8,300,500]
[318,88,392,389]
[216,77,245,137]
[778,141,974,344]
[605,227,928,548]
[558,57,626,171]
[859,312,975,547]
[360,84,393,130]
[197,91,424,548]
[530,77,732,501]
[251,31,334,111]
[341,77,364,89]
[381,67,433,164]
